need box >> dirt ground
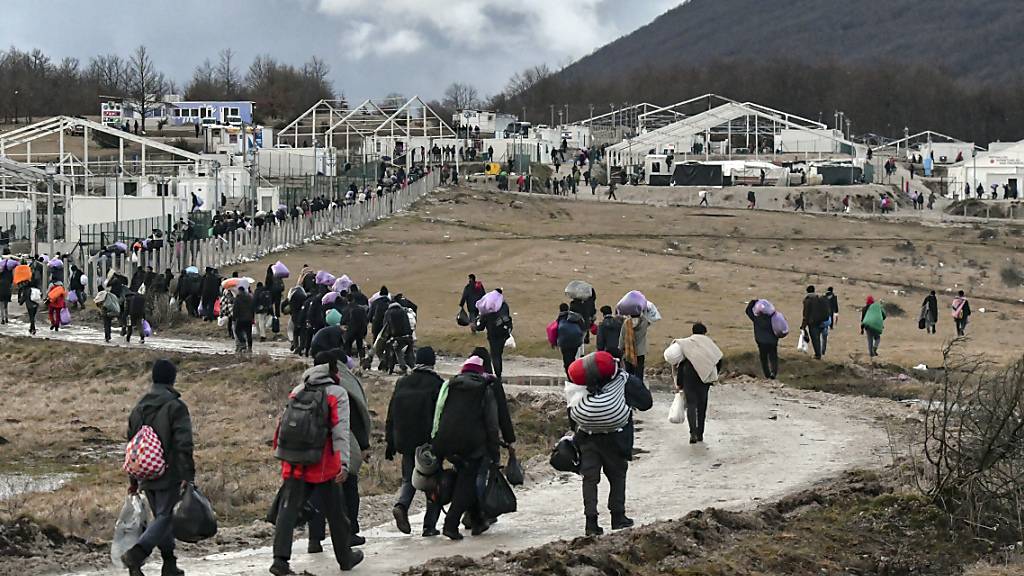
[223,185,1024,371]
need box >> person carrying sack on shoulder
[664,323,723,444]
[952,290,971,337]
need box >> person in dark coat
[17,276,38,334]
[595,306,623,358]
[200,267,220,322]
[470,346,517,448]
[475,292,512,382]
[923,290,939,334]
[0,260,12,324]
[432,356,501,541]
[310,312,345,359]
[67,264,85,310]
[265,265,285,317]
[746,300,779,379]
[302,286,328,357]
[120,360,195,576]
[125,291,147,344]
[386,347,444,537]
[253,282,274,342]
[671,324,723,444]
[349,284,369,307]
[288,286,307,354]
[343,295,369,361]
[555,303,587,373]
[233,286,254,354]
[382,302,414,373]
[458,274,486,322]
[369,286,391,342]
[569,288,597,342]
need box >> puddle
[0,473,76,500]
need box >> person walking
[17,277,39,335]
[800,286,830,360]
[565,351,653,536]
[825,286,839,328]
[860,296,886,358]
[619,310,649,382]
[310,309,345,360]
[254,282,273,343]
[746,300,780,379]
[952,290,971,336]
[475,290,513,382]
[96,285,120,342]
[663,323,723,444]
[554,303,587,373]
[265,265,285,318]
[431,355,501,540]
[343,294,369,363]
[46,281,66,332]
[233,285,254,354]
[459,274,486,324]
[125,291,147,344]
[698,189,709,207]
[270,352,363,574]
[382,301,415,374]
[0,257,11,324]
[386,347,443,537]
[794,192,805,212]
[595,305,623,358]
[287,285,307,354]
[119,359,194,576]
[747,189,756,209]
[606,180,617,201]
[921,290,939,334]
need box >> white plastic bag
[168,297,177,308]
[111,494,150,568]
[797,330,809,353]
[644,301,662,323]
[505,334,517,349]
[668,392,686,424]
[217,316,227,327]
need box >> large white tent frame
[275,99,351,148]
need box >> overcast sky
[1,0,681,102]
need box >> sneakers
[339,549,364,571]
[611,514,634,530]
[393,504,412,535]
[689,434,698,444]
[585,516,604,536]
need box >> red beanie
[568,351,617,387]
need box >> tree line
[0,45,335,127]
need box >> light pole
[13,90,19,124]
[45,162,56,258]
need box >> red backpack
[123,425,167,481]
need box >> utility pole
[550,105,554,127]
[45,162,55,257]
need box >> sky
[1,0,682,102]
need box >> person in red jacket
[46,281,66,332]
[270,352,363,575]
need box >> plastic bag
[644,301,662,323]
[217,316,227,327]
[771,311,790,338]
[60,308,71,326]
[475,290,504,315]
[564,280,593,301]
[505,446,524,486]
[482,467,517,517]
[66,290,78,304]
[753,299,776,316]
[111,494,150,568]
[505,334,517,349]
[272,316,281,334]
[169,297,177,308]
[616,290,647,316]
[271,261,290,278]
[142,320,153,338]
[668,392,687,424]
[456,308,470,327]
[172,483,218,543]
[797,329,809,353]
[550,434,581,473]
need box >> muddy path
[63,377,903,576]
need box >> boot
[339,549,364,571]
[269,559,295,576]
[611,513,634,530]
[689,433,698,444]
[307,540,323,554]
[120,545,147,576]
[161,554,185,576]
[392,504,411,535]
[585,515,604,536]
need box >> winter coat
[478,301,513,342]
[127,383,195,491]
[386,368,444,457]
[556,310,587,349]
[310,325,345,358]
[746,300,779,346]
[924,294,939,323]
[619,315,650,358]
[288,287,307,322]
[596,315,623,357]
[305,291,326,330]
[802,294,830,328]
[345,304,369,336]
[432,372,500,461]
[200,271,221,303]
[369,296,391,333]
[277,364,351,483]
[335,366,372,476]
[234,291,254,323]
[253,287,273,315]
[383,303,412,338]
[861,302,886,334]
[459,281,486,310]
[127,292,146,322]
[676,358,723,390]
[0,267,12,302]
[569,294,597,325]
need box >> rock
[0,436,7,445]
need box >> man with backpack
[386,346,444,537]
[271,352,363,574]
[475,290,513,383]
[555,303,587,373]
[121,359,195,576]
[17,276,40,335]
[96,285,121,342]
[595,306,623,358]
[565,352,652,536]
[800,285,831,360]
[382,301,415,374]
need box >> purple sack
[333,274,353,293]
[616,291,648,317]
[2,258,17,271]
[49,258,64,269]
[475,290,505,315]
[66,290,78,304]
[142,320,153,338]
[321,291,340,306]
[60,308,71,326]
[771,310,790,338]
[315,270,336,286]
[271,261,290,279]
[753,299,776,316]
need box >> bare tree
[185,59,218,100]
[216,48,242,100]
[504,64,552,98]
[442,82,480,112]
[125,45,169,131]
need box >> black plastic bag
[272,316,281,333]
[173,483,218,543]
[456,308,470,327]
[550,435,581,474]
[505,446,524,486]
[482,467,517,517]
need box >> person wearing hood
[431,355,502,540]
[301,285,328,357]
[307,350,373,551]
[664,323,724,444]
[922,290,939,335]
[287,285,307,354]
[271,352,363,574]
[618,311,649,382]
[555,303,587,373]
[68,264,85,310]
[952,290,971,336]
[569,288,598,343]
[343,293,369,362]
[382,301,415,374]
[120,360,195,576]
[369,286,391,343]
[596,306,623,358]
[459,274,486,323]
[565,351,653,536]
[200,267,221,322]
[46,281,66,331]
[125,290,147,344]
[310,309,345,359]
[386,347,444,537]
[254,281,274,343]
[860,296,886,358]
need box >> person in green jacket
[860,295,886,358]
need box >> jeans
[820,324,830,356]
[135,488,179,559]
[235,319,252,352]
[396,454,441,531]
[955,318,968,336]
[865,328,881,357]
[806,325,824,358]
[578,432,628,518]
[757,342,778,379]
[273,478,352,567]
[683,381,711,437]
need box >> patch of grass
[687,281,702,292]
[978,228,999,241]
[894,240,916,253]
[883,301,906,317]
[1000,263,1024,287]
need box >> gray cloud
[1,0,681,101]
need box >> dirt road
[64,377,898,576]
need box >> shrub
[1001,262,1024,287]
[882,301,905,317]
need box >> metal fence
[86,170,439,293]
[0,210,30,240]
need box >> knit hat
[326,309,342,326]
[152,359,177,386]
[865,295,875,305]
[461,356,486,374]
[416,346,436,367]
[568,351,617,387]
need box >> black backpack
[811,295,831,325]
[274,384,330,465]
